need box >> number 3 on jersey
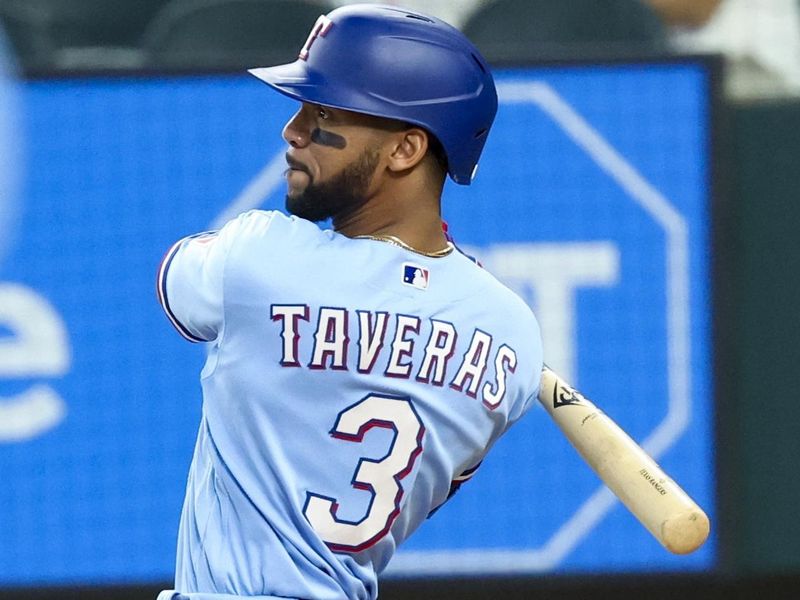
[303,394,425,552]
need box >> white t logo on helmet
[299,15,334,61]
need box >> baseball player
[156,5,543,599]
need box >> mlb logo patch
[402,263,429,290]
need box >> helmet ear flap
[249,4,497,186]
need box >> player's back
[162,210,542,599]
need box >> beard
[285,148,380,223]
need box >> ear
[386,128,429,174]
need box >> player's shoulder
[454,251,537,318]
[449,252,541,344]
[226,209,283,234]
[224,209,326,246]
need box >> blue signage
[0,62,714,585]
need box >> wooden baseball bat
[537,366,710,554]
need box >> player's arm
[157,230,225,342]
[157,210,276,342]
[156,210,257,343]
[427,461,482,518]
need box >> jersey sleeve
[157,210,280,343]
[157,211,261,342]
[157,230,227,342]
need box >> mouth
[285,153,310,174]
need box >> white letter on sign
[486,242,619,384]
[0,283,71,442]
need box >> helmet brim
[249,62,408,124]
[248,62,323,103]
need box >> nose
[282,108,310,148]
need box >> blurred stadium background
[0,0,799,598]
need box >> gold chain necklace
[355,234,454,258]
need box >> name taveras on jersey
[271,304,518,409]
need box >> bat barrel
[662,508,711,555]
[538,367,710,555]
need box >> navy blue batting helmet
[249,4,498,185]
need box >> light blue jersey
[157,210,543,599]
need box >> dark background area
[5,573,800,600]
